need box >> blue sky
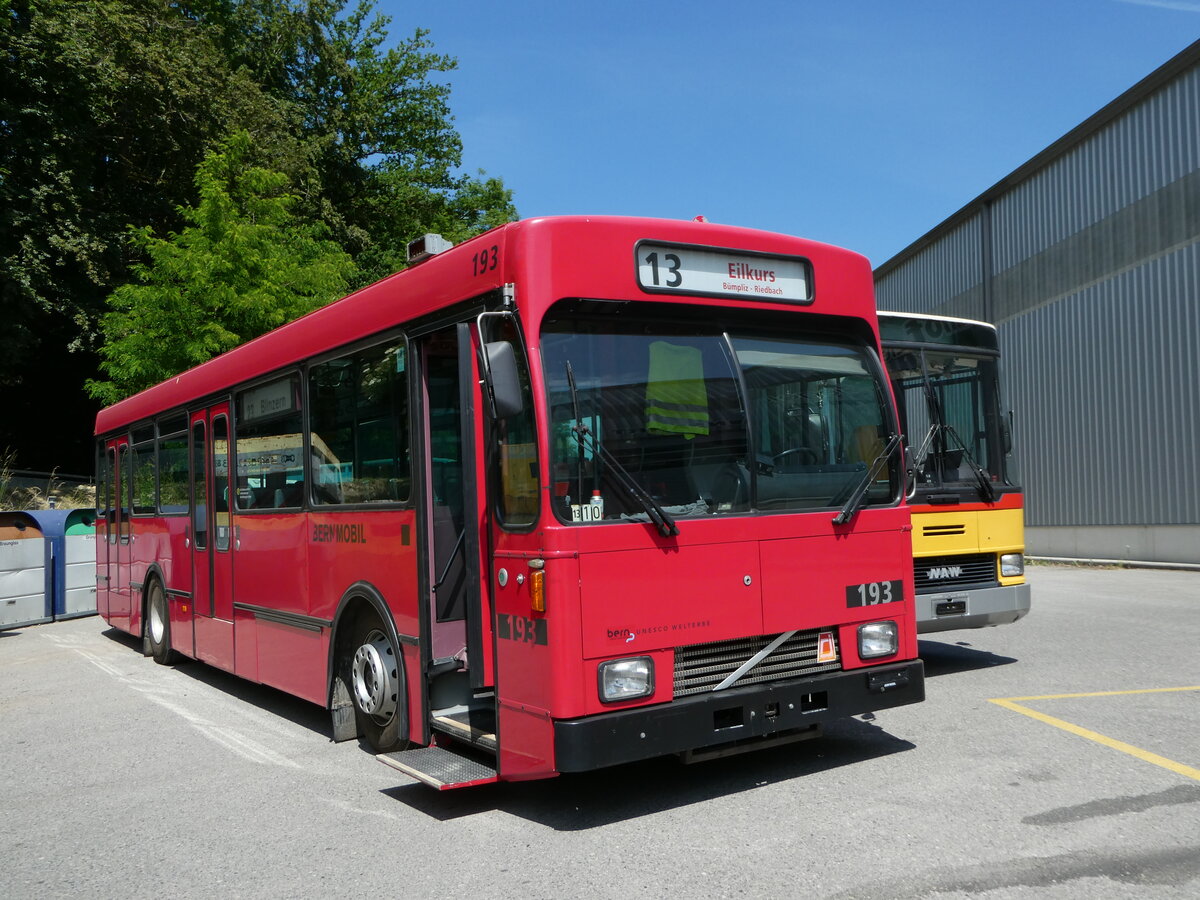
[376,0,1197,267]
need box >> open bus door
[380,318,499,788]
[424,325,494,705]
[380,305,553,789]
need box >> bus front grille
[913,553,998,592]
[673,629,842,698]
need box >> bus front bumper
[916,583,1031,634]
[553,660,925,772]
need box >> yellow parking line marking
[1000,686,1200,702]
[989,687,1200,784]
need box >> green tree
[0,0,297,358]
[86,133,355,404]
[1,0,302,467]
[2,0,515,470]
[206,0,517,280]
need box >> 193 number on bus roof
[635,241,813,304]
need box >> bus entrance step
[377,746,498,790]
[432,705,497,751]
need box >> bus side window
[191,422,207,549]
[235,375,304,511]
[213,416,231,550]
[131,425,156,515]
[157,415,190,514]
[99,444,114,543]
[308,338,409,506]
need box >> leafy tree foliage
[1,0,515,461]
[1,0,277,364]
[194,0,516,280]
[87,133,355,404]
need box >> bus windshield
[884,347,1014,492]
[541,301,897,523]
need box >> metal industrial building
[874,39,1199,566]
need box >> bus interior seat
[280,482,305,507]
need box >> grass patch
[1,448,95,511]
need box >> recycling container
[0,511,49,629]
[26,508,98,620]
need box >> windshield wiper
[910,374,942,480]
[911,424,996,502]
[913,377,996,502]
[940,423,996,502]
[833,433,902,526]
[564,362,678,537]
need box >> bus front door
[419,322,492,720]
[189,405,235,670]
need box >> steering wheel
[773,448,817,466]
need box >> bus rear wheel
[348,614,405,753]
[145,580,176,666]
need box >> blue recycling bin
[0,511,50,629]
[26,508,98,621]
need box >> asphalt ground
[2,564,1197,898]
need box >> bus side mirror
[1003,411,1014,454]
[484,341,525,420]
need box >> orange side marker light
[529,570,545,613]
[817,630,837,663]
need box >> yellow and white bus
[879,312,1030,634]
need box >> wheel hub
[149,595,165,644]
[351,630,398,723]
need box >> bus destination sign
[636,241,812,304]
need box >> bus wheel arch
[329,584,408,753]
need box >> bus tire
[146,580,176,666]
[347,612,406,753]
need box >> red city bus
[95,216,924,789]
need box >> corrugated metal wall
[874,45,1200,562]
[993,64,1199,272]
[1004,241,1200,527]
[875,215,984,317]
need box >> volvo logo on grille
[928,565,963,580]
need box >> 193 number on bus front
[846,580,902,607]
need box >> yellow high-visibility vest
[646,341,709,438]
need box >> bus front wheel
[348,614,405,753]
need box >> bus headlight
[1001,553,1024,577]
[598,657,654,702]
[858,621,898,659]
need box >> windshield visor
[541,301,898,524]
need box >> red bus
[95,216,924,789]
